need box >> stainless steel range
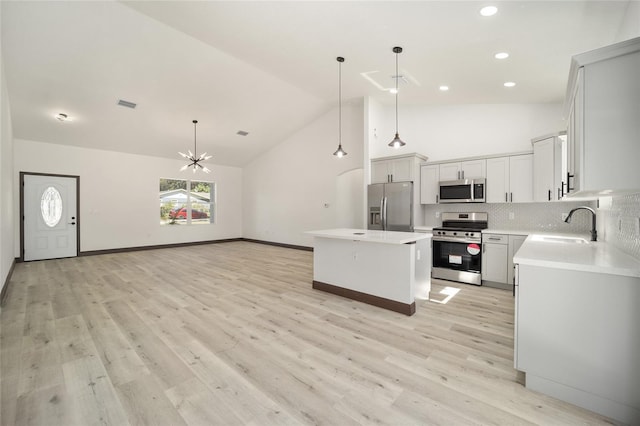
[432,212,488,285]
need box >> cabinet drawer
[482,233,508,244]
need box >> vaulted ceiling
[1,1,633,166]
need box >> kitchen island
[305,229,431,315]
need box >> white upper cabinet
[486,157,510,203]
[564,37,640,197]
[439,159,486,181]
[486,154,533,203]
[533,134,564,202]
[509,154,533,203]
[371,154,427,184]
[420,164,439,204]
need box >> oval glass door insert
[41,186,63,227]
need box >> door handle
[548,189,551,201]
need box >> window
[159,178,215,225]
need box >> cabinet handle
[567,172,575,192]
[488,237,501,241]
[548,189,551,201]
[482,244,486,253]
[558,188,562,200]
[461,170,465,179]
[510,192,513,202]
[436,195,439,203]
[505,192,508,202]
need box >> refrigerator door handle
[382,196,387,230]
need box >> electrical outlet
[509,212,515,220]
[561,213,569,221]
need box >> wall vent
[117,99,137,109]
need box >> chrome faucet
[564,206,597,241]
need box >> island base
[313,280,416,316]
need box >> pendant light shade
[389,46,406,149]
[179,120,212,173]
[333,56,347,158]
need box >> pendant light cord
[193,120,197,157]
[339,59,342,145]
[395,51,399,134]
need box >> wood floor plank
[1,241,616,425]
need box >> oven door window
[432,240,482,272]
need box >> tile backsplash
[600,192,640,260]
[422,201,597,234]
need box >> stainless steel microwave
[439,178,486,203]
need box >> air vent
[236,130,249,136]
[117,99,137,109]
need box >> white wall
[243,99,364,247]
[1,47,15,293]
[616,1,640,42]
[14,139,242,253]
[368,103,564,162]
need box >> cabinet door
[508,235,527,286]
[567,67,583,194]
[371,161,390,184]
[420,165,439,204]
[390,157,413,182]
[439,163,461,181]
[533,138,555,202]
[460,159,486,179]
[509,154,533,203]
[482,242,508,283]
[486,157,510,203]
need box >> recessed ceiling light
[55,113,69,122]
[439,86,449,91]
[495,52,509,59]
[504,81,516,88]
[480,6,498,17]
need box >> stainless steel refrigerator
[367,182,413,232]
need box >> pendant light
[179,120,212,173]
[389,46,406,149]
[333,56,347,158]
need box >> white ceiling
[1,1,633,166]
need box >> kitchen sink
[531,235,590,244]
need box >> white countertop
[483,229,531,236]
[413,226,433,232]
[306,228,431,245]
[514,234,640,278]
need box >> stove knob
[453,232,457,236]
[465,232,469,236]
[469,233,474,237]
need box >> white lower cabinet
[515,264,640,424]
[482,233,527,290]
[481,234,508,284]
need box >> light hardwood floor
[1,241,614,425]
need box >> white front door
[23,174,78,261]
